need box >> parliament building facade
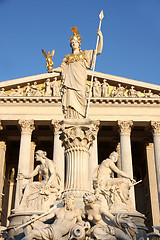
[0,70,160,232]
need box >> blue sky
[0,0,160,85]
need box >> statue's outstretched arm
[23,165,40,179]
[109,161,135,183]
[40,208,57,222]
[96,30,103,55]
[100,206,115,221]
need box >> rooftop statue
[53,26,103,118]
[42,49,55,73]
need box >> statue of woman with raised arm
[17,150,60,211]
[53,27,103,118]
[93,152,136,212]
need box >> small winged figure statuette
[42,49,55,73]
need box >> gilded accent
[64,51,85,65]
[42,49,55,73]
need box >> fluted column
[146,142,160,228]
[88,122,99,189]
[30,142,36,182]
[0,140,6,217]
[116,142,121,177]
[60,119,99,196]
[118,120,135,207]
[15,120,35,208]
[51,120,64,190]
[151,121,160,208]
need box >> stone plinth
[60,119,99,197]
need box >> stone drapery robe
[60,50,94,117]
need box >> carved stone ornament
[60,119,100,192]
[18,120,35,134]
[151,121,160,135]
[60,122,99,150]
[118,120,133,135]
[51,120,62,133]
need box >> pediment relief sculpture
[0,78,159,100]
[0,78,61,98]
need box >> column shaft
[146,143,160,229]
[52,121,64,190]
[0,141,6,216]
[15,120,35,208]
[118,120,135,207]
[30,142,36,182]
[89,134,98,189]
[151,121,160,208]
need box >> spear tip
[99,10,104,20]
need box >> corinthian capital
[51,120,62,133]
[151,121,160,135]
[118,120,133,135]
[18,120,35,134]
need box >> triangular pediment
[0,70,160,98]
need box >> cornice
[0,97,159,105]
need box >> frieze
[0,77,160,104]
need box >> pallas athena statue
[6,13,147,240]
[53,27,103,119]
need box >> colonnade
[0,120,160,227]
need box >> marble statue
[143,89,159,98]
[44,78,52,96]
[52,77,60,97]
[128,86,142,98]
[16,86,24,96]
[0,88,7,97]
[42,49,55,73]
[9,88,17,96]
[21,194,87,240]
[8,86,23,97]
[93,152,136,212]
[83,193,137,240]
[110,87,117,97]
[17,150,60,211]
[53,27,103,118]
[30,82,42,97]
[101,79,109,97]
[115,84,128,97]
[93,78,101,97]
[24,83,31,96]
[86,83,91,98]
